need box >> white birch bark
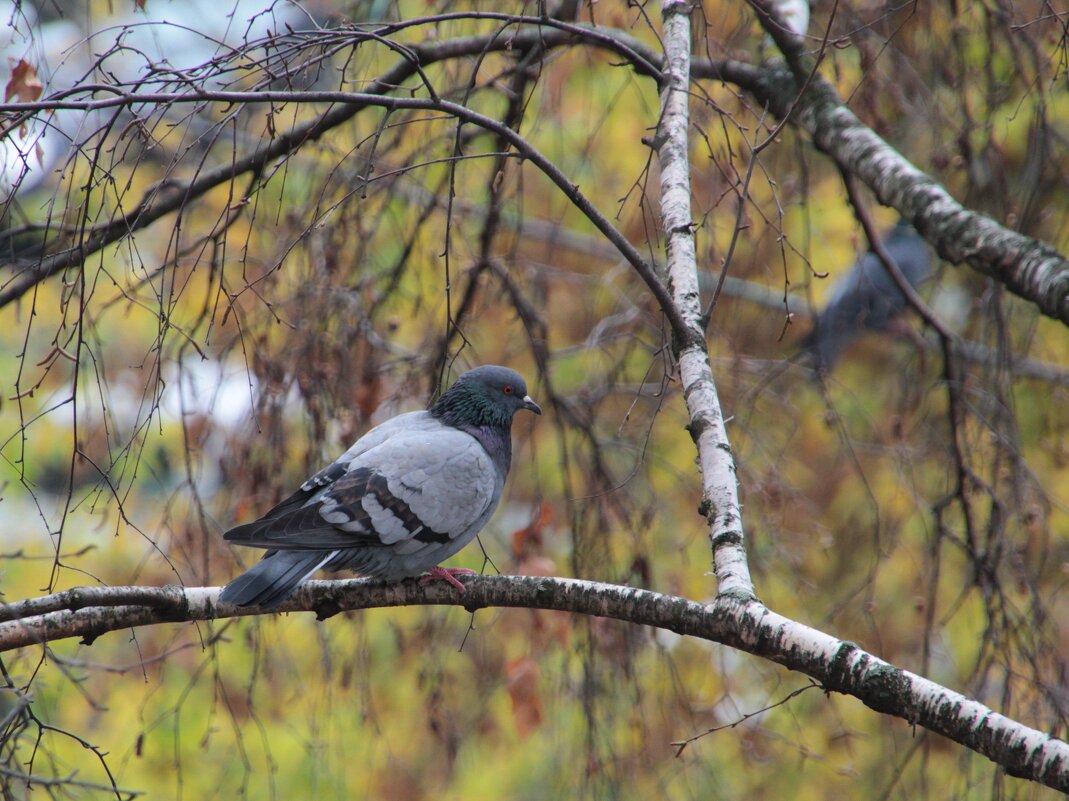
[649,1,1069,790]
[725,0,1069,323]
[1,578,1067,792]
[656,0,753,598]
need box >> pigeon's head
[433,365,542,429]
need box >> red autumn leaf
[5,59,43,103]
[355,373,382,421]
[511,501,554,559]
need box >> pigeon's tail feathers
[218,550,337,609]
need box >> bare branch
[0,577,1066,792]
[4,22,1063,323]
[0,89,692,343]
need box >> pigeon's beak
[522,395,543,415]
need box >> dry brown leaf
[5,58,43,103]
[505,656,543,738]
[511,501,554,559]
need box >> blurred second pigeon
[801,220,932,371]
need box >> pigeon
[218,365,541,609]
[801,220,932,371]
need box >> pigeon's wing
[228,411,436,524]
[223,426,500,552]
[329,410,442,468]
[825,227,931,310]
[801,225,932,370]
[852,231,932,329]
[805,252,894,367]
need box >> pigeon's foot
[419,567,477,592]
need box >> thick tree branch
[747,0,811,76]
[0,577,1065,792]
[690,59,1069,325]
[655,1,752,596]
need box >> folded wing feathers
[224,415,499,554]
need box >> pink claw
[419,566,477,592]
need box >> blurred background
[1,0,1067,798]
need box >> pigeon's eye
[503,385,514,395]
